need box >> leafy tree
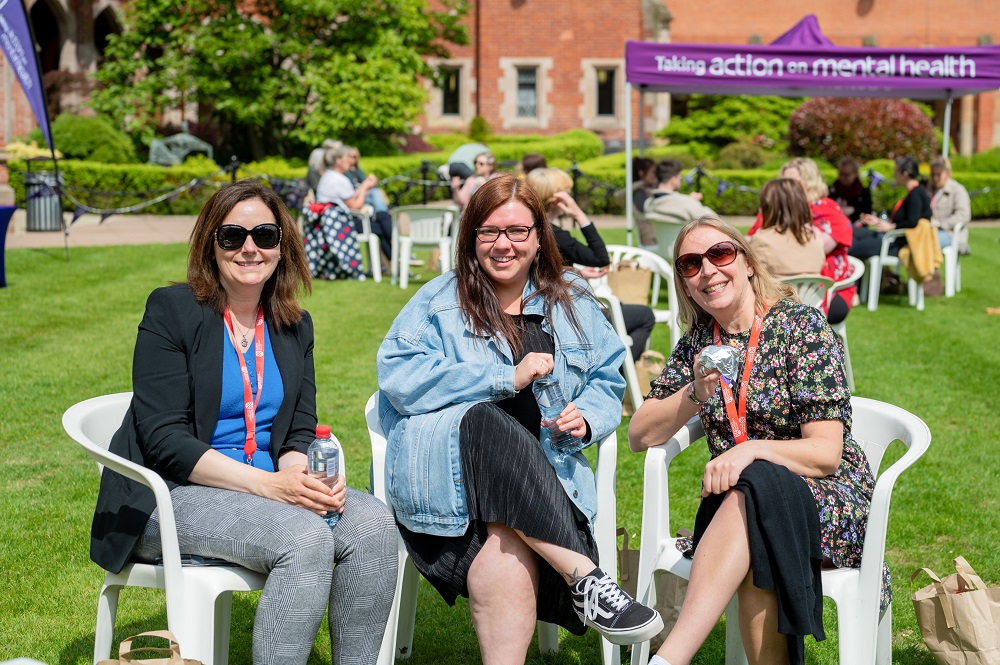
[93,0,468,159]
[788,97,938,163]
[657,95,802,154]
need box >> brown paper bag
[648,527,694,651]
[618,527,641,599]
[606,260,653,305]
[98,630,204,664]
[635,350,666,396]
[911,556,1000,665]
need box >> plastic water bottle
[307,424,340,527]
[532,375,582,455]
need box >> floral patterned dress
[648,298,890,608]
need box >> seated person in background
[828,156,872,225]
[305,138,341,198]
[750,157,855,322]
[854,155,931,260]
[92,180,398,665]
[749,178,826,279]
[630,157,658,245]
[519,152,548,176]
[644,159,716,224]
[316,144,393,264]
[527,167,657,361]
[453,151,499,208]
[377,175,662,662]
[929,157,971,255]
[630,217,884,665]
[345,145,389,214]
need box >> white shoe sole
[591,612,665,646]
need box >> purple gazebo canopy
[626,15,1000,100]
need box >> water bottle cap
[315,425,331,438]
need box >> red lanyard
[891,198,904,217]
[712,309,766,444]
[224,306,265,465]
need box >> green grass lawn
[1,227,998,664]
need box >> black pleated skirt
[398,402,597,634]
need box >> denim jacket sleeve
[377,277,517,416]
[556,288,627,452]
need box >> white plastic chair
[596,292,644,414]
[940,219,967,298]
[602,245,681,352]
[830,257,865,393]
[643,212,687,260]
[781,274,835,309]
[864,229,924,312]
[390,205,457,289]
[63,393,268,665]
[629,396,931,665]
[348,207,383,283]
[365,392,621,665]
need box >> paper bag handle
[953,555,986,592]
[617,527,633,552]
[911,567,957,629]
[118,630,184,663]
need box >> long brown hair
[672,216,796,330]
[759,178,816,246]
[454,174,586,353]
[187,179,312,328]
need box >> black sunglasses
[674,241,741,278]
[215,224,282,251]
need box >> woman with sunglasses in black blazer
[91,179,397,665]
[628,217,881,665]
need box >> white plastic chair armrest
[71,434,185,603]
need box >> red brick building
[421,0,999,153]
[4,0,998,154]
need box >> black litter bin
[25,171,63,232]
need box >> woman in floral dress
[629,217,883,665]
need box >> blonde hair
[672,216,796,330]
[781,157,828,202]
[524,167,573,204]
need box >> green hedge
[10,157,223,215]
[12,134,1000,218]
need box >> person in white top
[316,144,392,263]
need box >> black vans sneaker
[570,567,664,645]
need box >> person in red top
[748,158,855,323]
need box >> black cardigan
[90,284,317,573]
[892,185,932,229]
[553,223,610,267]
[691,460,825,665]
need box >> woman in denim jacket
[377,175,662,662]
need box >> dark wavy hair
[454,174,586,354]
[187,179,311,328]
[895,155,924,184]
[759,178,816,246]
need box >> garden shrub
[788,98,937,164]
[657,95,801,154]
[468,115,492,143]
[28,114,138,164]
[9,158,222,214]
[715,142,769,169]
[950,146,1000,173]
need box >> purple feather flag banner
[0,0,53,149]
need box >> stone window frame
[424,57,474,131]
[578,58,625,131]
[499,57,553,130]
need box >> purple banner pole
[0,0,53,149]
